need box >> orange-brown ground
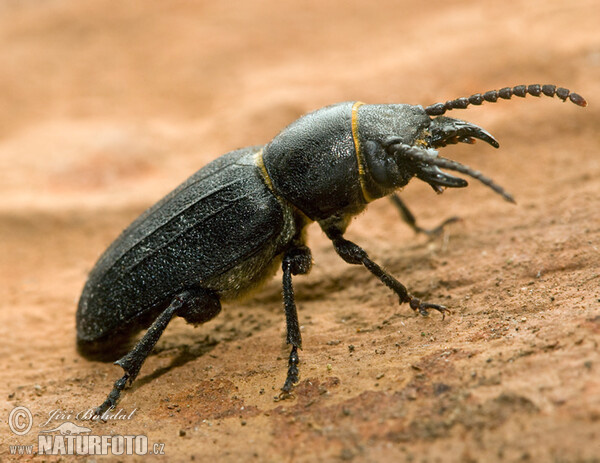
[1,1,599,461]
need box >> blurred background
[0,0,596,211]
[1,1,598,461]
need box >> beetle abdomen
[77,147,290,343]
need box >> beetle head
[357,105,509,201]
[358,84,586,203]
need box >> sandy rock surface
[1,1,599,461]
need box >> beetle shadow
[131,338,219,390]
[127,245,442,392]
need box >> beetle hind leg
[279,245,312,398]
[94,288,221,417]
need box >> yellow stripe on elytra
[351,101,374,203]
[254,149,275,193]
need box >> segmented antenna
[390,143,515,203]
[425,84,587,116]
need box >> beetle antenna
[424,84,587,116]
[390,143,515,203]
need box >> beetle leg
[389,193,460,237]
[280,245,312,397]
[325,228,450,318]
[94,288,219,418]
[93,300,180,418]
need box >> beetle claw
[409,297,451,320]
[275,391,295,402]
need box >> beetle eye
[364,140,402,188]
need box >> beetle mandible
[77,84,587,415]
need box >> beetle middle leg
[279,245,312,398]
[324,226,449,318]
[389,193,460,237]
[94,287,221,417]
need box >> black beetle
[77,84,586,415]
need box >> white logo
[7,406,165,456]
[8,406,33,436]
[39,422,92,435]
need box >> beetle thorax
[354,103,432,201]
[262,102,366,221]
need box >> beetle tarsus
[409,297,451,320]
[418,217,461,237]
[389,193,461,237]
[93,375,129,419]
[280,345,300,398]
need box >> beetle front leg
[279,245,312,398]
[325,227,449,318]
[389,193,460,237]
